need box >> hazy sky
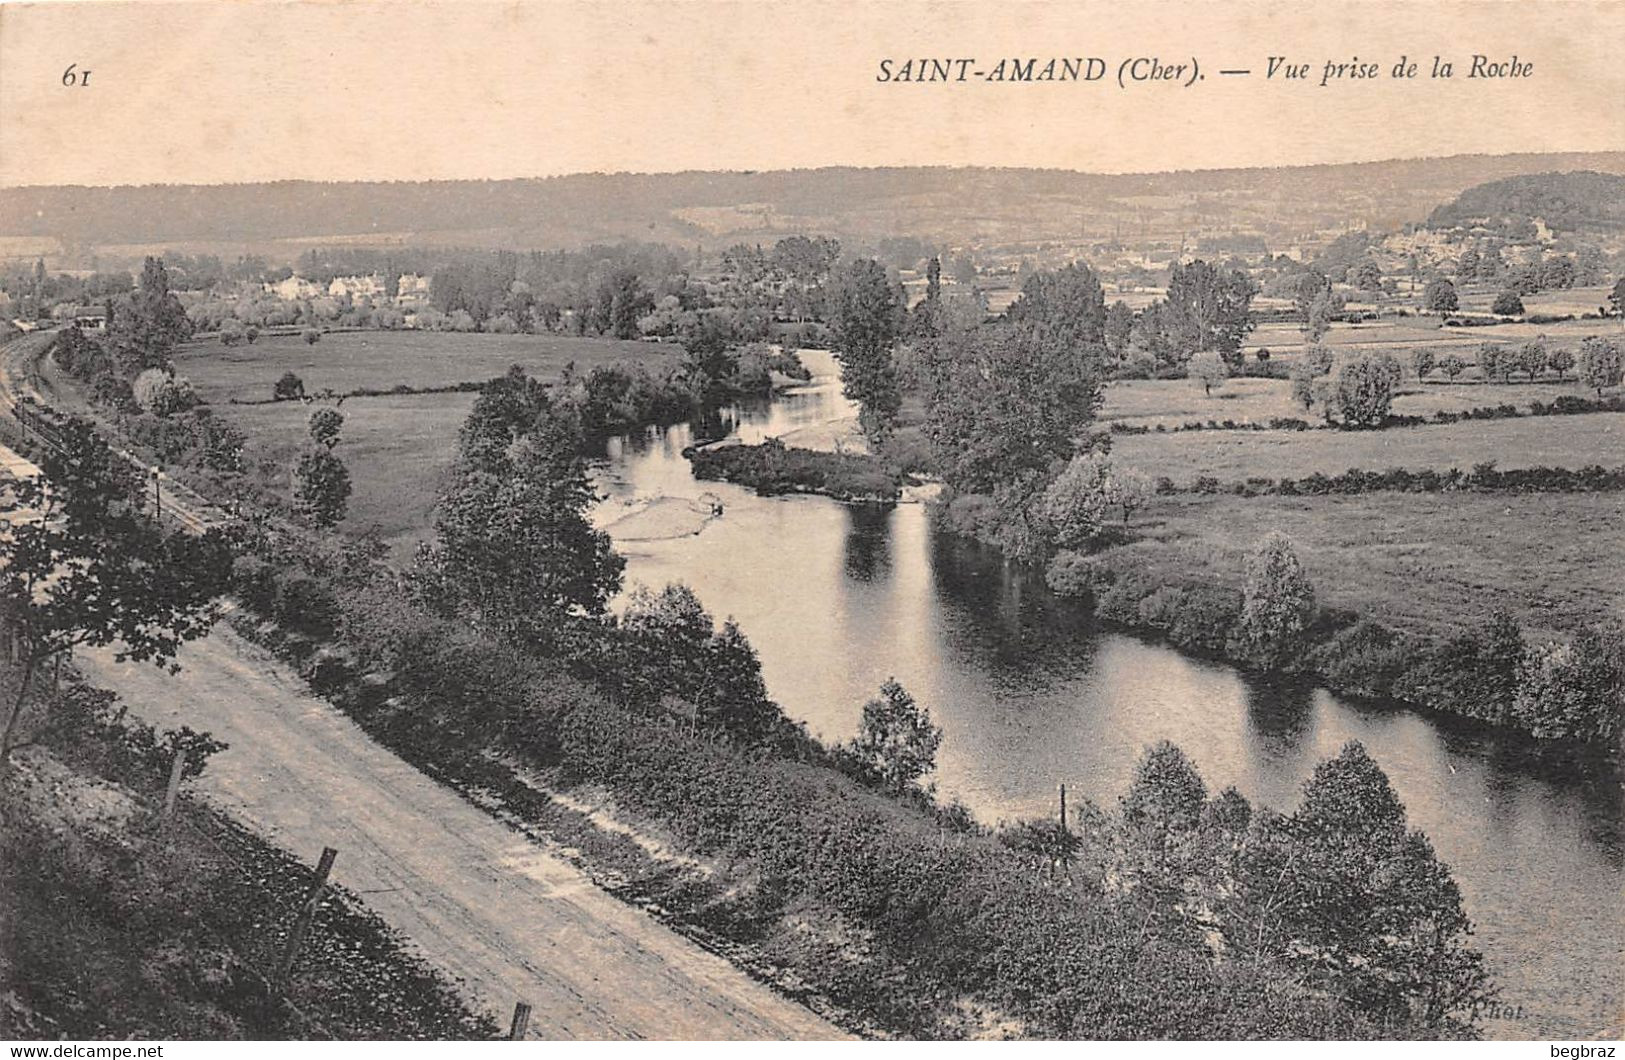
[1,0,1621,187]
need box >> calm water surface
[590,351,1622,1040]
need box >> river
[589,350,1623,1040]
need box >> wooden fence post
[1059,782,1068,830]
[274,846,338,992]
[508,1001,533,1040]
[161,748,187,823]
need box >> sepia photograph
[0,0,1621,1049]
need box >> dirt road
[76,626,843,1040]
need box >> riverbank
[932,492,1622,751]
[210,557,1463,1041]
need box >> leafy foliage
[1229,532,1315,670]
[1,417,229,766]
[414,368,623,652]
[844,679,942,795]
[828,258,903,442]
[1331,352,1402,428]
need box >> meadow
[173,329,671,405]
[1100,375,1610,427]
[1242,311,1620,360]
[1109,413,1622,483]
[172,331,681,550]
[225,391,475,548]
[1103,490,1624,641]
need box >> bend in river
[589,350,1623,1041]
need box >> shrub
[1511,627,1622,744]
[274,371,306,401]
[1229,532,1315,670]
[1331,352,1401,428]
[131,368,200,418]
[1096,568,1162,626]
[1306,620,1416,699]
[1044,550,1100,598]
[1164,583,1243,655]
[1490,290,1525,316]
[1039,453,1115,550]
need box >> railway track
[0,330,230,535]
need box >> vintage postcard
[0,0,1621,1048]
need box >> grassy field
[173,330,671,405]
[1242,314,1621,361]
[226,391,475,548]
[1109,413,1623,483]
[1100,376,1611,427]
[1106,491,1625,641]
[1455,284,1619,317]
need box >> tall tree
[292,407,351,529]
[1236,743,1492,1032]
[1,419,229,772]
[828,258,903,442]
[678,313,739,407]
[1164,259,1257,367]
[109,257,193,371]
[1229,532,1315,669]
[1004,262,1108,353]
[922,321,1105,497]
[416,372,623,652]
[1104,300,1135,360]
[847,678,942,795]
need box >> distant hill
[1424,171,1625,236]
[4,153,1624,264]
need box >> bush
[1164,583,1243,655]
[274,572,342,640]
[273,371,305,401]
[1044,550,1100,598]
[1115,354,1156,380]
[1038,454,1114,549]
[1096,567,1163,626]
[1331,352,1401,428]
[1510,627,1622,744]
[1305,620,1416,699]
[1491,290,1525,316]
[131,369,200,418]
